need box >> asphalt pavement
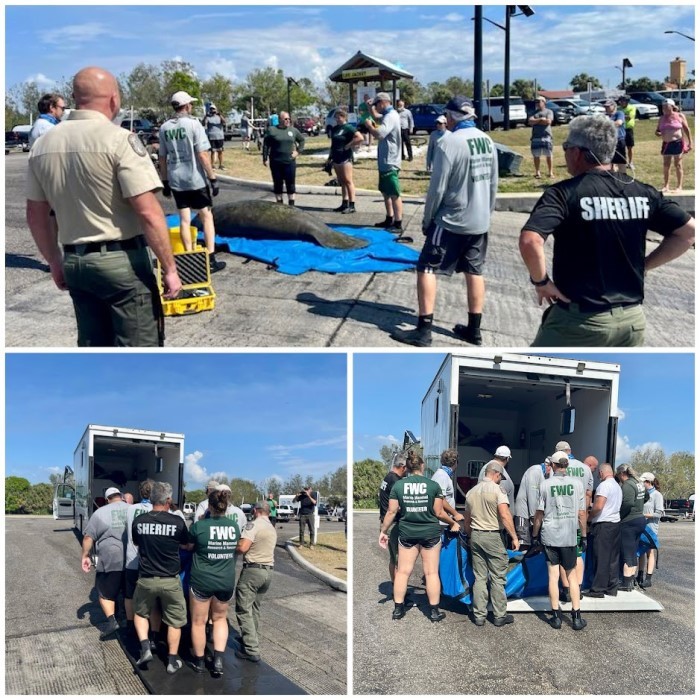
[5,516,346,695]
[352,512,695,695]
[6,152,694,348]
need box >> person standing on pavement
[131,481,189,674]
[29,93,67,148]
[528,96,554,178]
[235,501,277,663]
[378,453,408,586]
[202,104,227,170]
[364,92,404,234]
[532,451,587,630]
[329,109,364,214]
[293,485,317,548]
[464,462,520,627]
[431,449,466,526]
[80,486,129,640]
[262,111,305,206]
[187,487,240,676]
[615,463,648,591]
[159,91,225,274]
[513,456,552,547]
[478,446,515,512]
[397,100,414,162]
[425,115,448,173]
[519,115,694,347]
[266,492,278,527]
[637,472,664,588]
[26,66,182,347]
[586,463,622,597]
[379,456,458,622]
[391,96,498,348]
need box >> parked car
[523,99,575,124]
[241,503,254,521]
[5,130,29,154]
[325,107,358,137]
[657,88,695,112]
[550,98,605,116]
[183,502,195,517]
[626,91,667,110]
[476,95,528,130]
[294,116,320,136]
[120,118,157,143]
[410,103,447,133]
[593,99,658,119]
[666,498,694,515]
[276,504,294,522]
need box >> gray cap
[555,441,571,451]
[206,480,220,491]
[375,92,391,103]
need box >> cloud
[38,22,118,49]
[616,436,663,465]
[203,58,237,81]
[46,466,62,475]
[375,434,398,444]
[184,450,208,486]
[616,407,626,421]
[26,73,57,90]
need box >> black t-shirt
[523,171,690,308]
[378,471,403,523]
[330,123,357,161]
[132,510,189,578]
[297,492,316,515]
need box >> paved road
[352,512,694,695]
[5,517,346,695]
[6,152,694,347]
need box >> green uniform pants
[470,530,508,621]
[532,303,645,347]
[235,566,273,656]
[62,246,163,347]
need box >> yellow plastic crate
[156,249,216,317]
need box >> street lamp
[664,30,695,42]
[286,76,299,116]
[615,58,633,90]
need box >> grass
[220,115,694,195]
[293,531,347,581]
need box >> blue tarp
[165,214,418,276]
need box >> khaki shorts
[133,575,187,628]
[378,169,401,197]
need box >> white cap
[436,115,447,124]
[495,445,511,458]
[663,98,676,107]
[555,440,571,451]
[171,91,198,108]
[104,487,121,499]
[640,472,655,483]
[216,484,232,492]
[550,451,570,467]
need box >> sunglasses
[562,141,588,152]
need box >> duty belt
[63,236,146,255]
[557,300,639,314]
[243,563,274,570]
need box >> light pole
[615,58,632,90]
[286,77,299,116]
[474,7,483,125]
[664,30,695,42]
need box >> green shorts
[133,575,187,628]
[378,169,401,197]
[388,523,400,567]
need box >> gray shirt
[422,125,499,235]
[566,458,594,497]
[195,498,247,533]
[159,115,211,191]
[376,107,402,172]
[125,501,153,569]
[426,128,447,171]
[643,489,664,534]
[531,108,553,141]
[397,107,414,131]
[203,113,225,141]
[432,467,455,512]
[478,461,514,511]
[538,474,584,547]
[85,500,129,572]
[513,463,547,520]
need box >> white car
[276,504,294,522]
[625,99,659,119]
[551,99,605,116]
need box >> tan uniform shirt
[241,516,277,566]
[26,110,162,245]
[466,479,509,531]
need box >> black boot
[640,573,652,588]
[342,202,356,214]
[559,586,570,604]
[572,609,587,631]
[334,200,349,213]
[453,313,483,346]
[620,575,635,592]
[549,609,562,629]
[374,216,393,228]
[392,603,406,620]
[429,606,446,623]
[209,254,226,273]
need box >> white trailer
[421,353,620,506]
[53,425,185,534]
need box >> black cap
[445,95,474,114]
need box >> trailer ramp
[506,589,663,613]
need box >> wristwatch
[530,273,550,287]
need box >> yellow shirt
[622,104,636,130]
[241,516,277,565]
[466,479,509,531]
[26,110,162,245]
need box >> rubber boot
[549,609,562,629]
[572,609,587,631]
[453,313,482,346]
[620,575,635,592]
[640,573,652,589]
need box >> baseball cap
[640,472,655,483]
[375,92,391,103]
[209,103,217,110]
[555,441,571,451]
[206,480,220,491]
[104,487,121,499]
[216,484,232,493]
[663,98,676,107]
[494,445,511,458]
[617,95,630,103]
[436,115,447,124]
[171,91,198,108]
[603,99,616,108]
[445,95,475,117]
[550,451,570,466]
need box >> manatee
[206,200,369,250]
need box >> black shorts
[331,152,353,165]
[190,585,234,603]
[612,138,627,164]
[417,224,488,276]
[124,569,140,599]
[661,140,683,156]
[544,545,577,571]
[209,139,224,152]
[620,517,646,566]
[173,187,213,211]
[398,534,442,549]
[624,128,635,148]
[96,571,124,602]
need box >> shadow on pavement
[5,253,49,272]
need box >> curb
[284,537,347,593]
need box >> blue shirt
[608,110,626,139]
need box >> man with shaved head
[26,66,181,347]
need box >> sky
[4,4,695,99]
[353,352,695,465]
[6,353,347,488]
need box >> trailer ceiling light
[477,393,493,399]
[493,355,503,364]
[577,362,586,373]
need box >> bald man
[27,66,181,347]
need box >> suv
[477,96,528,130]
[551,99,605,116]
[325,107,358,137]
[523,99,575,124]
[276,504,294,522]
[294,116,320,136]
[120,118,156,141]
[410,103,446,133]
[627,91,667,110]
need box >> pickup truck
[5,130,29,154]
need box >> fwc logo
[404,483,427,495]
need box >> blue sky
[353,353,694,465]
[5,4,695,97]
[6,353,347,487]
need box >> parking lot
[352,512,694,695]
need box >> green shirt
[189,515,240,592]
[389,474,443,541]
[263,124,305,164]
[267,498,277,518]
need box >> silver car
[551,99,605,116]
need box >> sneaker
[166,658,183,674]
[387,223,403,234]
[472,616,486,627]
[235,648,261,663]
[212,656,224,677]
[374,218,393,228]
[492,614,515,627]
[210,258,227,274]
[390,327,432,348]
[392,604,406,620]
[190,657,206,674]
[333,203,349,213]
[136,647,153,666]
[640,577,652,589]
[429,608,446,623]
[453,323,482,346]
[341,204,356,214]
[99,618,120,640]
